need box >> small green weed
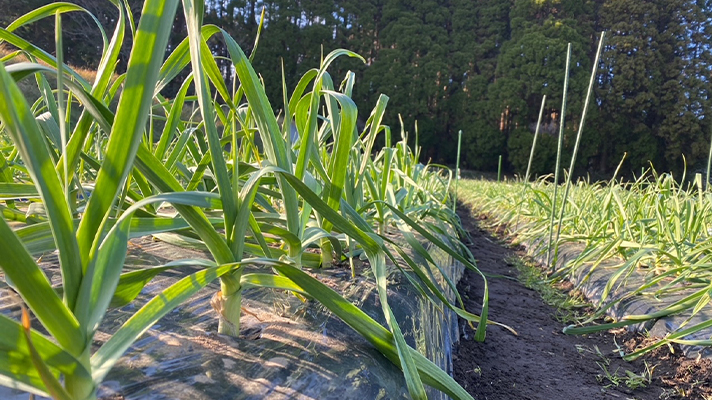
[507,255,589,324]
[576,344,655,390]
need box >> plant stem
[65,350,95,400]
[215,273,243,337]
[320,239,334,269]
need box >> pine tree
[450,0,512,169]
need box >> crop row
[0,1,484,399]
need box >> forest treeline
[3,0,712,177]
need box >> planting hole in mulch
[453,209,712,400]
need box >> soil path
[452,210,709,400]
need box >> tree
[480,0,596,174]
[449,0,512,168]
[4,0,710,176]
[596,0,712,175]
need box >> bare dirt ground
[453,208,712,400]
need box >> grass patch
[507,254,590,325]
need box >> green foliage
[596,0,712,174]
[464,121,506,170]
[0,1,496,399]
[4,0,711,176]
[508,127,557,177]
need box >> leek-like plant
[0,1,496,399]
[0,1,247,398]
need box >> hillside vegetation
[3,0,711,176]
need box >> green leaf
[240,273,307,293]
[14,217,220,256]
[0,216,83,355]
[219,28,301,235]
[0,29,89,87]
[155,73,193,160]
[7,3,106,48]
[91,261,239,382]
[321,89,358,229]
[76,0,179,269]
[0,61,84,323]
[368,249,427,399]
[378,201,490,341]
[0,314,90,394]
[271,263,473,400]
[57,0,126,179]
[0,353,49,398]
[0,183,39,199]
[134,143,234,264]
[111,259,217,308]
[20,308,73,400]
[75,192,224,337]
[182,2,237,244]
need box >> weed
[577,344,655,390]
[508,255,589,324]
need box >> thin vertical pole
[553,31,606,265]
[706,124,712,190]
[515,95,547,230]
[525,95,547,183]
[453,130,462,211]
[547,43,572,268]
[497,155,502,182]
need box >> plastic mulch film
[523,236,712,359]
[0,233,463,399]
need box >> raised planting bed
[458,176,712,361]
[0,232,463,400]
[523,236,712,359]
[0,3,487,399]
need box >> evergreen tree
[2,0,710,176]
[450,0,512,169]
[476,0,594,174]
[597,0,712,174]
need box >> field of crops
[453,31,712,365]
[5,0,712,399]
[446,26,712,396]
[459,169,712,360]
[0,1,495,399]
